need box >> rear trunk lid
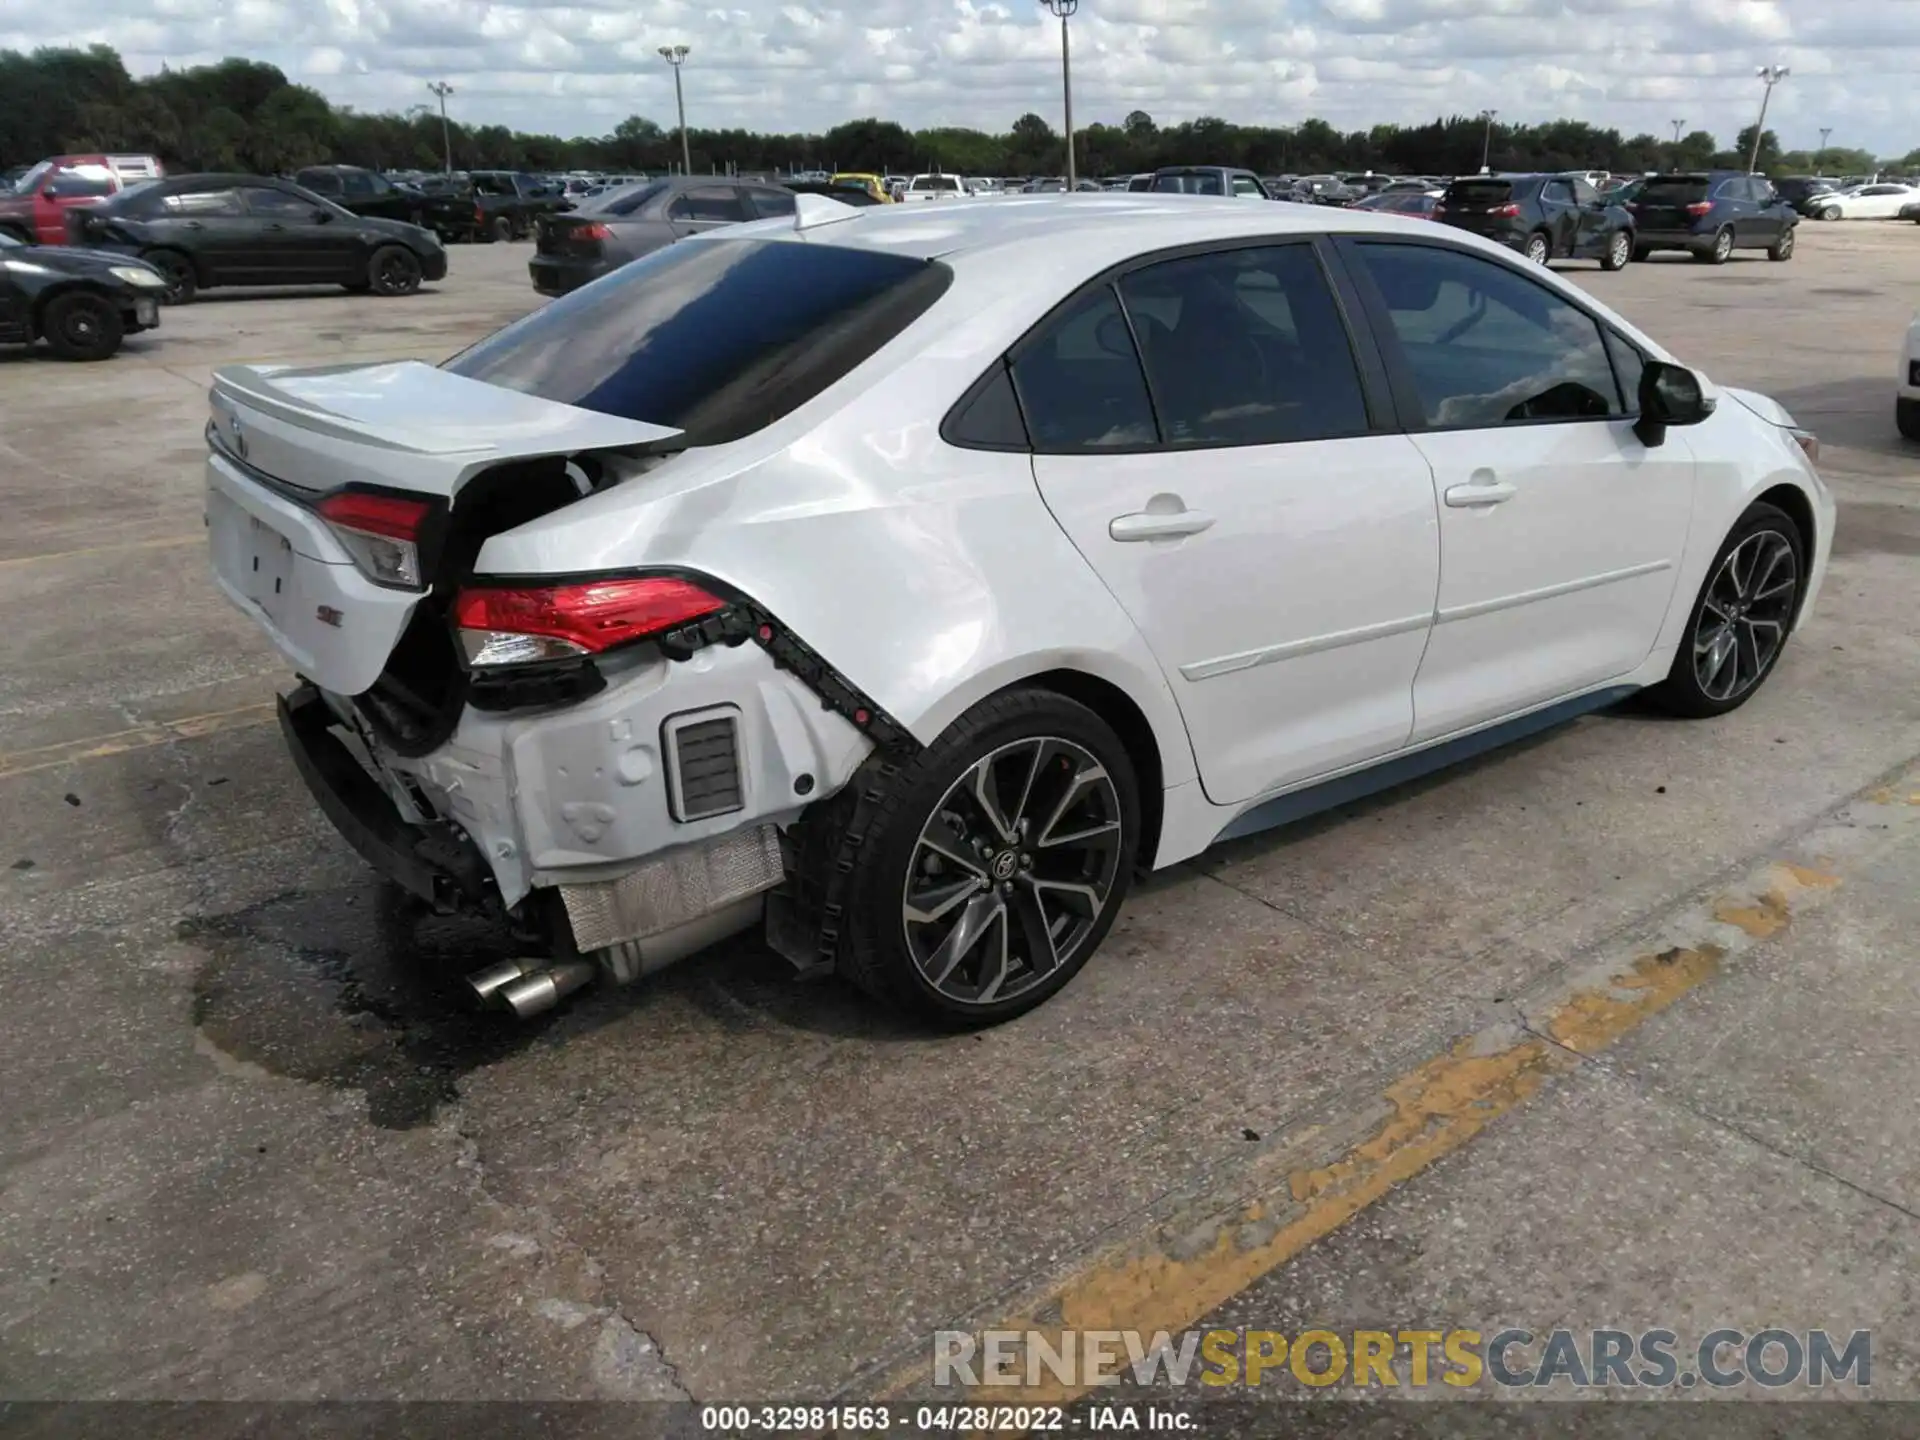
[535,213,606,257]
[205,360,681,699]
[1436,179,1517,231]
[1632,176,1710,230]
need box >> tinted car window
[446,238,952,446]
[1571,178,1600,205]
[1117,246,1368,446]
[747,187,797,219]
[1442,180,1513,205]
[1355,243,1622,428]
[242,187,315,218]
[1641,177,1708,204]
[669,187,748,222]
[342,170,375,197]
[299,171,343,196]
[1602,329,1646,415]
[1541,179,1573,204]
[1009,286,1157,451]
[161,188,244,217]
[1152,172,1226,196]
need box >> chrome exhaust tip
[466,959,532,1006]
[497,960,598,1020]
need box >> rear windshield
[1152,171,1225,196]
[1441,180,1514,203]
[582,180,666,216]
[1639,177,1709,203]
[445,238,953,446]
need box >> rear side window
[1117,245,1369,446]
[669,187,747,222]
[161,188,243,217]
[445,238,952,446]
[747,188,797,219]
[299,171,343,196]
[241,187,312,218]
[1009,286,1157,450]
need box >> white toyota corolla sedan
[203,194,1833,1025]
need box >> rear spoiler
[210,361,686,498]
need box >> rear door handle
[1109,509,1215,541]
[1444,479,1517,508]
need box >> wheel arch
[1753,481,1818,624]
[1018,667,1167,872]
[140,244,200,279]
[28,278,114,336]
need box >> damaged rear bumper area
[277,633,876,1014]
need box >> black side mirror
[1635,360,1714,447]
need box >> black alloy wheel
[40,291,124,361]
[368,245,423,297]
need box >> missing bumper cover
[559,823,785,954]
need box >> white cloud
[2,0,1915,152]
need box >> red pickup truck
[0,155,164,245]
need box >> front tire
[40,291,124,361]
[1898,396,1920,442]
[1646,502,1805,718]
[819,689,1140,1027]
[368,245,423,297]
[1818,205,1841,221]
[1600,230,1632,271]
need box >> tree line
[5,45,1914,183]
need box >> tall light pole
[658,45,691,176]
[427,81,454,174]
[1039,0,1078,189]
[1749,64,1789,175]
[1817,126,1832,172]
[1478,108,1497,174]
[1668,118,1685,171]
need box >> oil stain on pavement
[184,882,547,1129]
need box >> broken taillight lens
[452,576,727,668]
[317,491,430,589]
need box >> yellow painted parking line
[0,534,202,569]
[861,767,1920,1411]
[0,702,275,779]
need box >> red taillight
[474,203,485,223]
[317,491,431,589]
[1491,203,1521,217]
[453,576,727,668]
[1685,201,1713,216]
[576,222,612,242]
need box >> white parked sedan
[1808,182,1920,220]
[203,194,1833,1025]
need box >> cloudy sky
[7,0,1917,153]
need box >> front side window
[1231,176,1264,197]
[1354,242,1623,429]
[1117,245,1369,446]
[1009,286,1157,451]
[446,238,952,446]
[341,170,375,197]
[242,187,315,218]
[1572,178,1600,206]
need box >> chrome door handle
[1444,480,1517,508]
[1109,509,1216,541]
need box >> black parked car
[1770,175,1837,215]
[0,230,164,359]
[1625,172,1797,264]
[294,165,481,241]
[1433,173,1636,270]
[530,176,795,296]
[64,174,448,305]
[468,171,570,242]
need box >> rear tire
[813,688,1140,1027]
[1645,502,1805,719]
[489,215,513,243]
[40,291,124,361]
[145,249,196,305]
[1694,227,1734,265]
[1898,397,1920,443]
[1600,230,1632,271]
[1767,227,1796,261]
[1524,231,1551,266]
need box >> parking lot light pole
[1478,109,1497,173]
[658,45,692,176]
[1039,0,1079,190]
[1818,126,1832,172]
[427,81,454,174]
[1749,64,1789,175]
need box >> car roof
[727,192,1419,266]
